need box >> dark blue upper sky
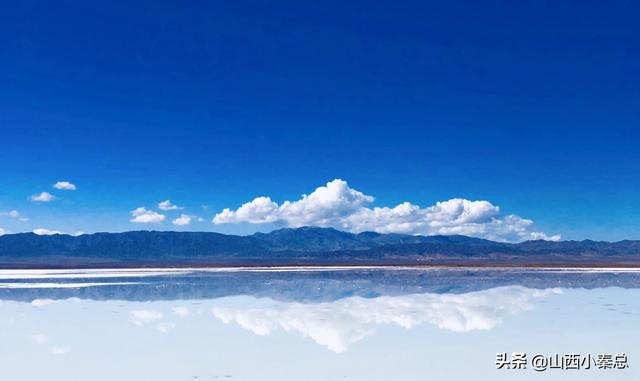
[1,0,639,240]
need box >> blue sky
[1,0,639,240]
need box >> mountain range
[0,226,639,268]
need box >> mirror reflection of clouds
[31,297,81,307]
[10,286,561,354]
[172,306,190,318]
[30,333,48,344]
[0,280,638,381]
[129,309,179,333]
[29,333,72,355]
[212,286,561,352]
[130,309,164,325]
[50,345,72,355]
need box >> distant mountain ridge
[0,227,639,268]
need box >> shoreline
[1,264,640,274]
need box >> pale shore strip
[0,282,143,289]
[0,265,639,280]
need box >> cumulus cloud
[213,286,561,353]
[130,207,166,224]
[172,214,194,226]
[53,181,76,190]
[31,192,56,202]
[158,200,182,211]
[212,179,560,242]
[33,229,83,236]
[213,179,373,225]
[0,227,6,236]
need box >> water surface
[0,268,638,380]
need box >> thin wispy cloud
[130,207,166,224]
[1,210,28,221]
[158,200,182,211]
[33,228,64,236]
[53,181,76,190]
[31,192,56,202]
[33,228,83,236]
[213,179,561,242]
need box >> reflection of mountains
[213,286,560,352]
[0,269,639,302]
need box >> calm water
[0,267,638,380]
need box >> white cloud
[130,207,166,224]
[0,228,6,236]
[213,286,561,353]
[530,231,562,241]
[33,228,64,236]
[130,309,164,326]
[158,200,182,211]
[172,214,193,226]
[31,192,56,202]
[50,346,71,355]
[213,179,373,225]
[53,181,76,190]
[212,179,560,242]
[33,229,83,236]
